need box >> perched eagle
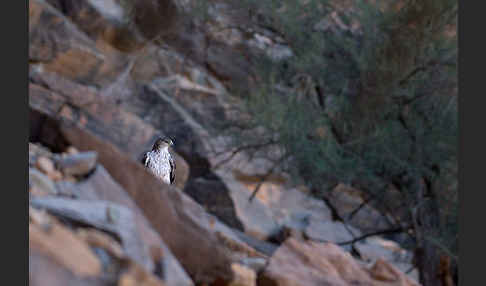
[141,137,175,185]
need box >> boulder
[259,238,421,286]
[259,238,368,286]
[215,173,335,241]
[215,173,282,240]
[30,197,155,272]
[327,184,390,233]
[184,176,245,231]
[29,221,102,278]
[54,151,98,177]
[355,237,419,283]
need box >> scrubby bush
[215,0,457,285]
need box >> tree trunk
[413,182,445,286]
[415,235,442,286]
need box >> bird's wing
[169,154,176,184]
[141,152,150,167]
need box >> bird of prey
[141,137,176,185]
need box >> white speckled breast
[146,149,172,184]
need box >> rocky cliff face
[29,0,421,285]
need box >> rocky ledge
[29,0,422,285]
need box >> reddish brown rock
[30,195,156,274]
[229,264,256,286]
[29,222,102,278]
[36,156,63,181]
[44,0,147,53]
[31,169,194,286]
[30,247,107,286]
[368,258,420,286]
[259,238,362,286]
[118,260,167,286]
[29,0,130,87]
[77,228,125,259]
[36,156,55,174]
[259,238,421,286]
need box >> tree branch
[337,225,411,246]
[249,155,288,202]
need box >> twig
[248,155,288,202]
[336,225,411,246]
[347,196,374,221]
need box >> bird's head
[153,136,174,151]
